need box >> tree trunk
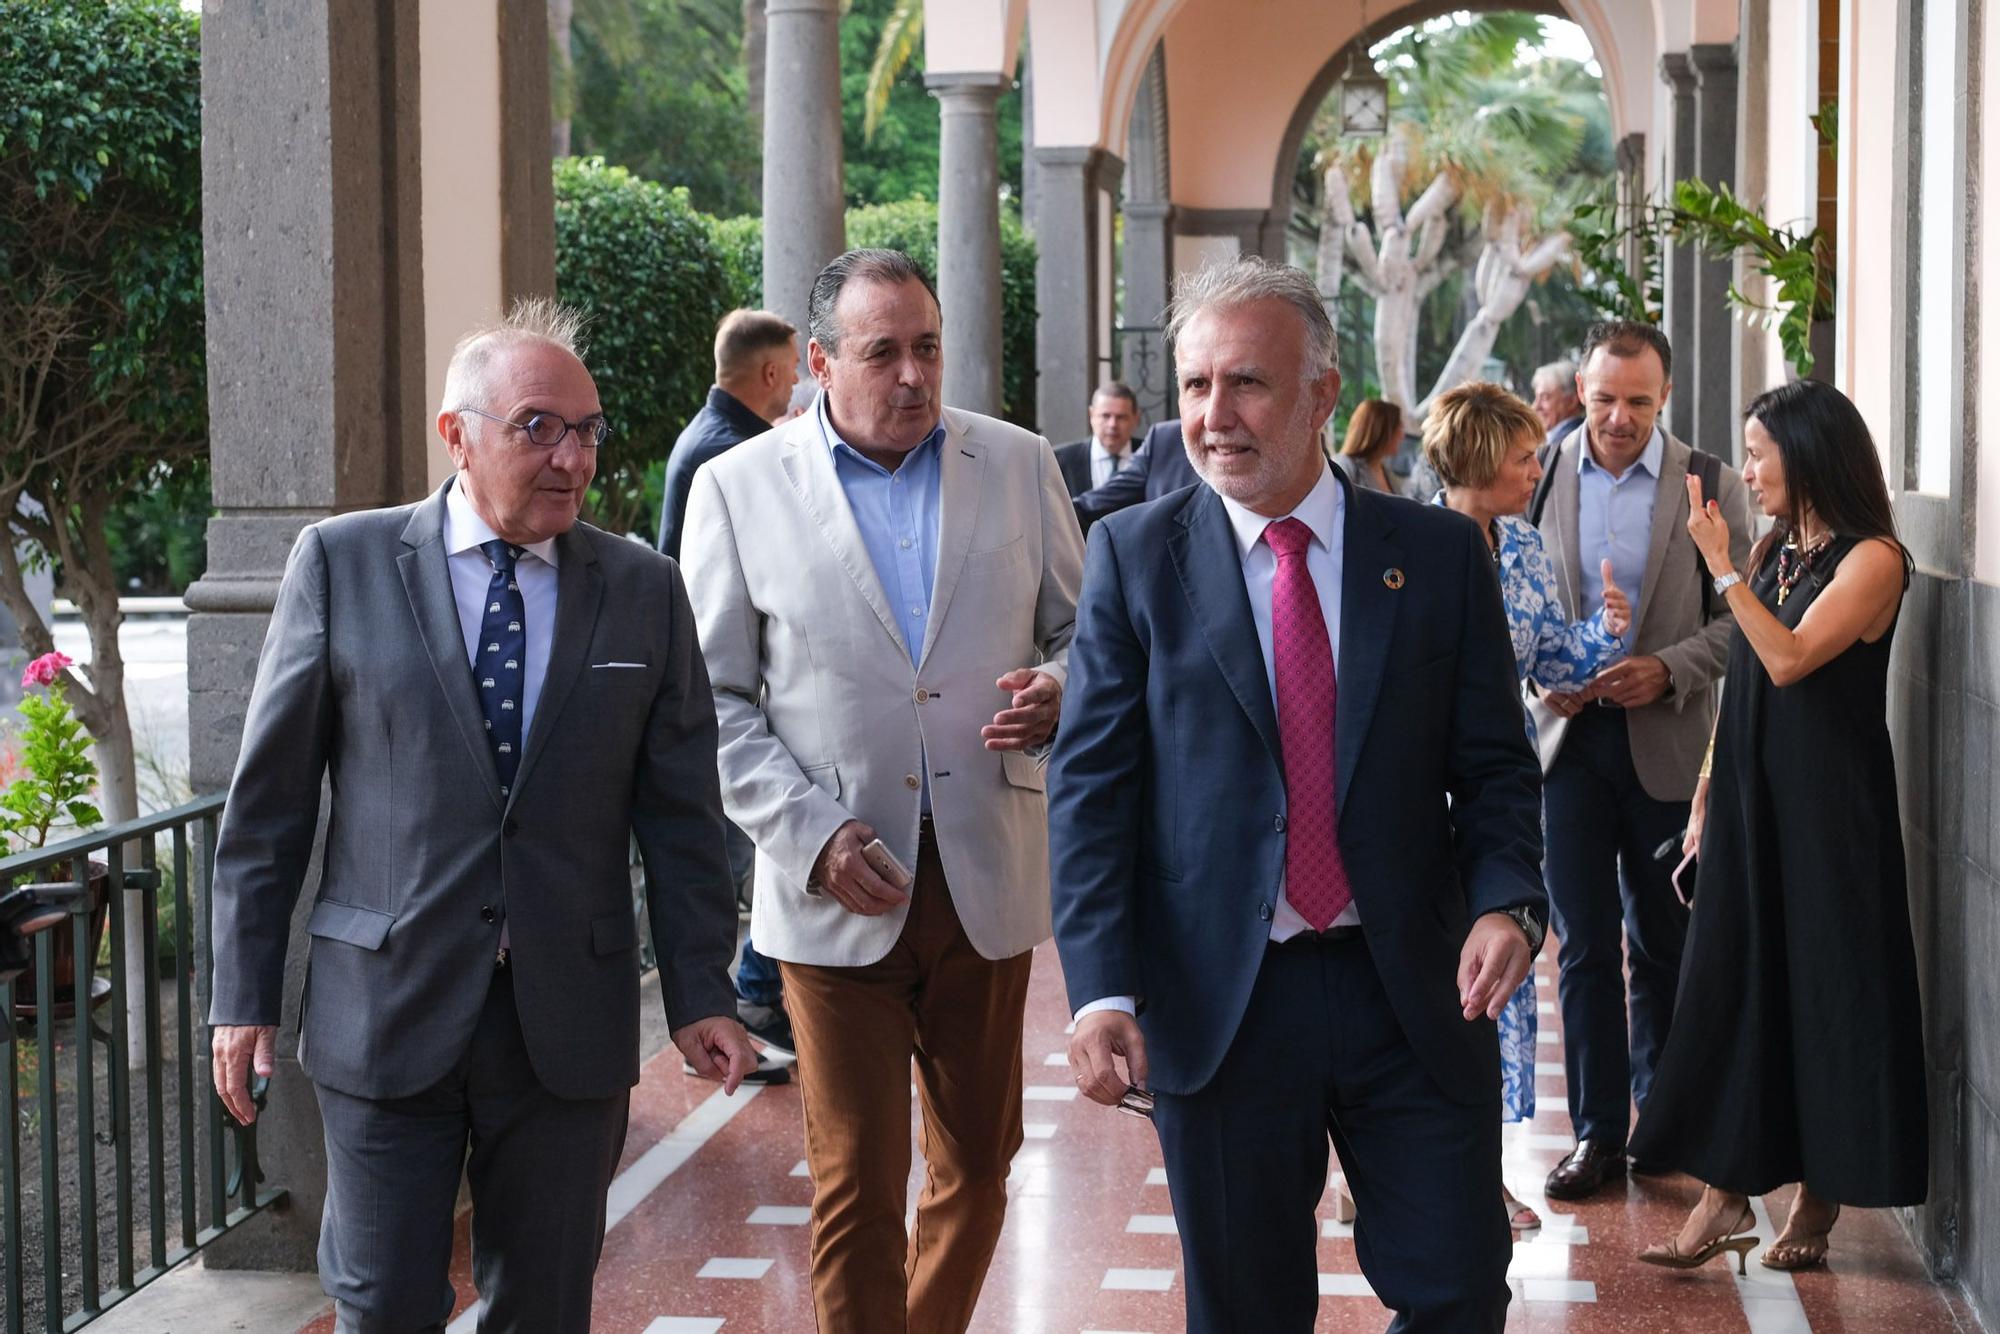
[549,0,575,157]
[1421,211,1570,412]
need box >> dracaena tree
[0,0,206,828]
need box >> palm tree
[1313,14,1612,415]
[861,0,922,143]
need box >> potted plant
[2,651,109,1020]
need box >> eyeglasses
[457,406,611,449]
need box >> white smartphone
[860,838,913,890]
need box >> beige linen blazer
[680,404,1085,966]
[1528,426,1754,802]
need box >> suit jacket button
[1258,902,1274,921]
[1273,814,1287,833]
[915,688,929,703]
[480,905,496,923]
[503,819,519,837]
[905,774,920,790]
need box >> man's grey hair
[1532,360,1579,394]
[443,296,591,410]
[1164,257,1339,380]
[807,248,939,354]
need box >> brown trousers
[780,828,1033,1334]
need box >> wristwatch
[1712,570,1744,596]
[1498,905,1547,955]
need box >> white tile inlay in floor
[1044,1051,1070,1066]
[697,1257,774,1280]
[1023,1122,1057,1140]
[1534,1062,1565,1076]
[1125,1214,1178,1234]
[1022,1085,1081,1101]
[1536,1031,1559,1045]
[1319,1273,1376,1296]
[1519,1278,1597,1303]
[1102,1267,1176,1291]
[1145,1167,1170,1186]
[788,1159,810,1177]
[745,1205,811,1226]
[643,1320,725,1334]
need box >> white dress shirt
[443,478,559,745]
[1076,461,1355,1023]
[1089,437,1133,489]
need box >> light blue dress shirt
[1576,424,1663,644]
[818,395,946,809]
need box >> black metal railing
[0,795,282,1333]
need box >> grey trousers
[313,966,629,1334]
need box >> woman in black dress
[1630,379,1926,1274]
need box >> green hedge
[553,156,733,538]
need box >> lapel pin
[1383,567,1405,590]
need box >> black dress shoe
[1544,1140,1627,1200]
[1628,1157,1672,1178]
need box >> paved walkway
[291,940,1975,1333]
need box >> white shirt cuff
[1074,996,1137,1021]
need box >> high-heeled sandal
[1502,1186,1541,1232]
[1762,1203,1839,1270]
[1638,1203,1759,1275]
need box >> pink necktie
[1264,518,1353,930]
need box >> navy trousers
[1542,706,1692,1149]
[1151,934,1510,1333]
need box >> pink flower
[21,651,72,691]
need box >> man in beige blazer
[680,249,1085,1334]
[1529,320,1753,1202]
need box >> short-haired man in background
[1531,358,1584,448]
[1053,382,1142,498]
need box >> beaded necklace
[1774,528,1834,606]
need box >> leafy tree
[0,0,205,825]
[568,0,761,217]
[1303,14,1613,413]
[706,201,1038,427]
[553,157,735,538]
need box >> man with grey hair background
[1532,358,1584,446]
[208,299,758,1332]
[1051,256,1545,1331]
[681,248,1084,1331]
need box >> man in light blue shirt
[1533,320,1752,1204]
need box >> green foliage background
[0,0,209,592]
[553,156,735,538]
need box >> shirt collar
[817,393,945,473]
[1091,436,1131,466]
[1578,423,1665,482]
[1218,458,1342,563]
[444,476,560,568]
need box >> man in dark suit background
[208,300,758,1333]
[1050,258,1546,1332]
[656,308,799,560]
[1071,416,1197,530]
[655,308,802,1067]
[1052,381,1142,498]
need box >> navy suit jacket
[1052,440,1095,498]
[1072,420,1197,529]
[656,386,772,560]
[1048,472,1545,1102]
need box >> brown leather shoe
[1544,1140,1627,1200]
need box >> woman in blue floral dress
[1423,382,1630,1231]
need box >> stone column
[1121,44,1174,423]
[190,0,554,1269]
[928,72,1006,416]
[1690,42,1740,458]
[1614,131,1647,307]
[1659,52,1697,442]
[1035,148,1121,443]
[762,0,844,356]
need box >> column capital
[764,0,839,13]
[924,70,1009,97]
[1688,41,1738,84]
[1659,50,1694,91]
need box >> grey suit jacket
[1528,426,1753,802]
[207,483,739,1102]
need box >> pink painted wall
[1834,0,1895,479]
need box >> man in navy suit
[1049,257,1546,1333]
[1051,382,1143,499]
[1071,417,1196,530]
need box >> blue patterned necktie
[474,539,526,798]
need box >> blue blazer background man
[1050,259,1546,1333]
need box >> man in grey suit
[1530,319,1752,1201]
[207,299,758,1333]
